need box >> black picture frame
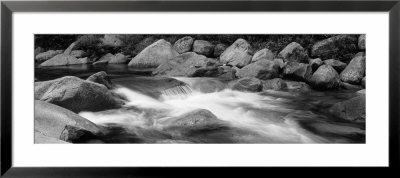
[1,0,399,177]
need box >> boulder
[329,95,366,123]
[273,58,286,69]
[39,54,89,67]
[93,53,114,65]
[217,65,237,81]
[187,79,226,93]
[236,59,279,80]
[340,56,366,84]
[173,36,194,54]
[311,35,358,62]
[35,100,104,143]
[101,34,124,47]
[285,81,311,92]
[230,77,263,92]
[282,61,312,82]
[87,71,113,89]
[358,34,366,50]
[362,77,366,88]
[251,48,275,63]
[70,50,88,58]
[160,109,226,129]
[309,65,340,89]
[35,76,123,112]
[277,42,309,63]
[220,38,253,68]
[152,52,219,77]
[63,42,77,55]
[323,59,347,73]
[193,40,214,57]
[109,53,128,64]
[309,58,323,72]
[262,78,287,91]
[213,44,228,57]
[35,50,63,62]
[128,39,179,68]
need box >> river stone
[109,53,128,64]
[35,100,104,143]
[277,42,309,63]
[70,50,88,58]
[128,39,178,68]
[220,38,253,68]
[213,44,227,57]
[35,50,64,62]
[35,76,123,112]
[329,95,366,123]
[93,53,114,65]
[340,56,366,84]
[310,65,340,90]
[251,48,275,63]
[173,36,194,54]
[101,34,124,47]
[285,81,311,92]
[323,59,347,73]
[87,71,113,89]
[193,40,214,57]
[160,109,226,129]
[283,61,312,82]
[217,65,237,81]
[262,78,287,91]
[39,54,89,67]
[230,77,263,92]
[236,59,279,80]
[311,35,358,62]
[153,52,219,77]
[188,79,226,93]
[358,34,366,50]
[309,58,323,72]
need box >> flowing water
[35,64,365,144]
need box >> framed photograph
[1,0,399,177]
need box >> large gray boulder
[70,50,89,58]
[309,58,323,72]
[35,76,123,112]
[340,56,366,84]
[35,100,104,143]
[358,34,366,50]
[152,52,219,77]
[311,35,358,62]
[251,48,275,63]
[35,50,63,62]
[213,44,227,57]
[277,42,309,63]
[220,38,254,68]
[173,36,194,54]
[128,39,179,68]
[108,53,129,64]
[93,53,114,65]
[193,40,214,57]
[217,66,237,81]
[159,109,226,130]
[310,65,340,89]
[236,59,279,80]
[229,77,263,92]
[323,59,347,73]
[87,71,113,89]
[262,78,287,91]
[101,34,124,47]
[329,95,365,123]
[282,62,312,82]
[39,54,89,67]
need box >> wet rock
[329,95,366,123]
[193,40,214,57]
[251,48,275,63]
[160,109,226,129]
[277,42,309,63]
[310,65,340,90]
[213,44,227,57]
[217,65,237,81]
[173,36,194,54]
[262,78,287,91]
[323,59,347,73]
[358,34,366,50]
[283,61,312,82]
[39,54,89,67]
[340,56,366,84]
[230,77,263,92]
[128,39,179,68]
[153,52,219,77]
[35,76,123,112]
[285,81,311,92]
[87,71,113,89]
[236,59,279,80]
[309,58,323,72]
[220,38,254,68]
[35,100,104,143]
[311,35,358,62]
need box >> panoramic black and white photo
[34,34,366,144]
